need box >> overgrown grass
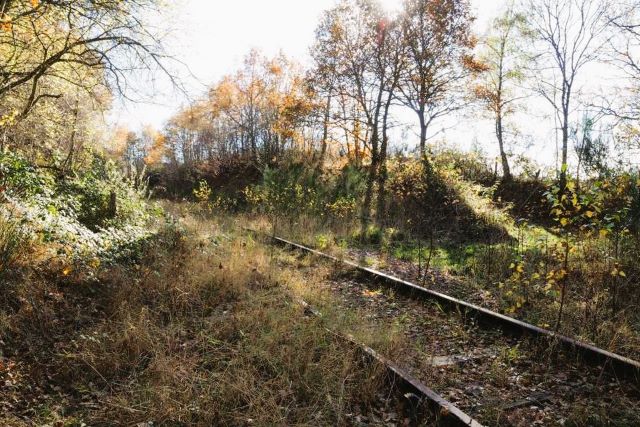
[0,215,25,279]
[206,151,640,360]
[250,176,640,360]
[0,205,404,426]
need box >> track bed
[284,250,640,426]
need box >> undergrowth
[0,205,399,426]
[243,157,640,360]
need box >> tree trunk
[362,129,378,231]
[419,112,427,156]
[377,92,392,223]
[496,114,511,181]
[250,126,257,163]
[63,99,80,173]
[107,191,117,219]
[317,94,332,172]
[559,99,570,192]
[495,37,511,182]
[362,73,386,230]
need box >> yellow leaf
[560,218,569,226]
[585,211,594,218]
[62,266,72,276]
[619,271,626,277]
[31,0,39,8]
[599,229,609,237]
[362,289,382,298]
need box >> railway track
[299,300,483,427]
[270,234,640,381]
[249,230,640,425]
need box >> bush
[432,148,497,185]
[245,164,321,223]
[0,151,159,270]
[362,224,383,244]
[387,156,451,232]
[0,151,52,197]
[330,164,367,205]
[58,156,152,231]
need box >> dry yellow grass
[0,205,406,426]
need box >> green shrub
[58,156,152,231]
[245,164,320,222]
[330,164,367,205]
[384,227,405,242]
[193,179,212,203]
[0,151,52,197]
[365,225,383,244]
[350,224,383,245]
[432,148,496,185]
[0,151,159,269]
[387,156,451,232]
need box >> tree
[161,51,315,171]
[0,0,177,178]
[123,131,146,184]
[0,0,171,119]
[163,102,209,166]
[312,0,395,226]
[472,3,526,181]
[309,18,341,172]
[523,0,612,190]
[398,0,475,155]
[143,126,167,167]
[376,17,405,221]
[0,68,110,167]
[606,2,640,155]
[572,114,609,184]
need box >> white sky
[111,0,503,130]
[110,0,615,170]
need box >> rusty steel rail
[298,300,482,427]
[264,233,640,382]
